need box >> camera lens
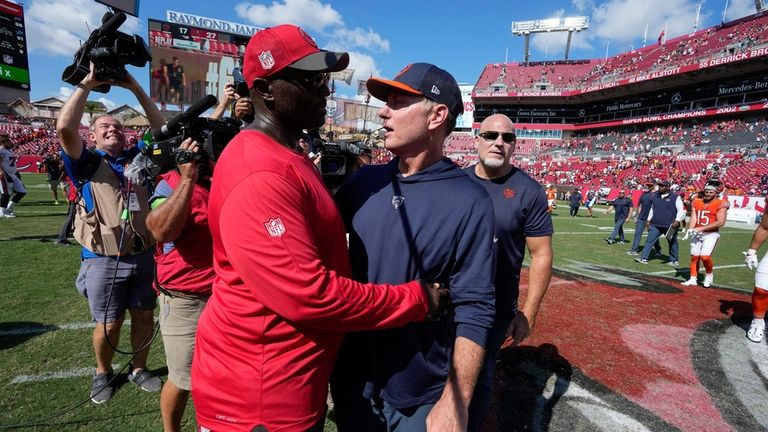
[321,156,346,176]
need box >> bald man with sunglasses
[464,113,554,432]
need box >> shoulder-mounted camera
[147,95,241,172]
[315,140,372,188]
[62,11,151,93]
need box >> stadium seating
[475,14,768,93]
[432,117,767,195]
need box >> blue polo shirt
[465,165,554,320]
[610,196,633,221]
[637,191,654,221]
[569,192,582,207]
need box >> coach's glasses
[479,131,516,143]
[271,70,330,91]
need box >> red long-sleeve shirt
[191,130,429,431]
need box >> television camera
[62,11,151,93]
[147,95,241,172]
[314,139,373,188]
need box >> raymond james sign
[166,11,261,37]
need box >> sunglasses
[478,131,516,143]
[272,70,330,91]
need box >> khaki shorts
[159,291,209,390]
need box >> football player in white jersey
[0,134,26,218]
[744,196,768,342]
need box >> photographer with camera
[42,152,66,204]
[190,25,450,432]
[56,63,166,404]
[209,81,254,127]
[145,138,213,432]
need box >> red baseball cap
[243,24,349,88]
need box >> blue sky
[16,0,761,111]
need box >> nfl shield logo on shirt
[259,50,275,70]
[264,217,286,238]
[391,195,405,209]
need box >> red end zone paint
[514,268,752,431]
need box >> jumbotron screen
[147,18,253,109]
[0,0,30,91]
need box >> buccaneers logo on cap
[259,50,275,70]
[297,27,318,48]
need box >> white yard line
[554,230,749,235]
[647,264,749,275]
[10,364,123,384]
[0,320,154,337]
[0,322,95,337]
[521,279,572,289]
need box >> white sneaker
[747,319,765,343]
[703,273,713,288]
[681,278,698,286]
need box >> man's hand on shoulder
[420,281,450,321]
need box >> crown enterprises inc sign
[166,10,261,37]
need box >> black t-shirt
[44,159,62,180]
[610,197,633,220]
[465,165,554,320]
[168,64,184,86]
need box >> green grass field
[0,174,759,431]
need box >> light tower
[512,16,589,64]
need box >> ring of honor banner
[147,18,256,110]
[0,0,30,91]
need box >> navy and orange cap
[367,63,464,117]
[243,24,349,88]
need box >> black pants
[569,205,579,216]
[57,201,76,242]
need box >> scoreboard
[148,18,254,109]
[0,0,30,91]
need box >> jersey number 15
[696,210,711,226]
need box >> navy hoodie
[333,157,496,409]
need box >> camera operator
[56,64,166,404]
[145,138,213,432]
[42,152,66,204]
[209,81,254,127]
[190,24,450,432]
